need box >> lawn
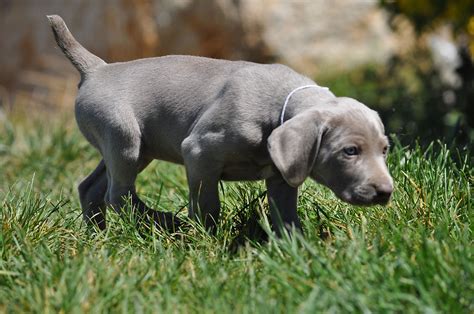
[0,112,472,313]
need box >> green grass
[0,113,472,313]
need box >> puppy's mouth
[340,187,391,206]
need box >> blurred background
[0,0,473,146]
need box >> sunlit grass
[0,113,472,313]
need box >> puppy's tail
[46,15,106,77]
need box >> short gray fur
[47,15,393,235]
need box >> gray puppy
[47,15,393,234]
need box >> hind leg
[78,159,107,230]
[102,140,178,230]
[78,158,150,230]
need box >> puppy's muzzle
[372,182,393,204]
[350,181,393,206]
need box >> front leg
[187,173,220,232]
[182,138,221,232]
[265,174,302,236]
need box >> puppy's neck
[281,87,335,123]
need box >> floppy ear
[267,113,324,187]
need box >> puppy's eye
[343,146,359,156]
[383,146,388,155]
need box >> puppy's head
[268,97,393,206]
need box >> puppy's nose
[374,182,393,203]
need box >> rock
[0,0,396,107]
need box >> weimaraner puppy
[47,15,393,234]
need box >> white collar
[280,84,329,125]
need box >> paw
[152,211,182,232]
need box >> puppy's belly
[221,164,274,181]
[141,132,185,164]
[145,149,184,165]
